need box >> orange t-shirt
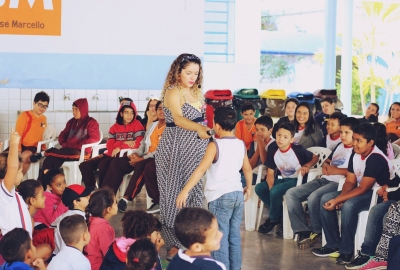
[386,121,400,137]
[235,119,256,150]
[148,125,166,153]
[15,111,47,152]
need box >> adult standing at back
[155,53,210,260]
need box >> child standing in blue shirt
[176,107,252,270]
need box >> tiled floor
[109,190,344,270]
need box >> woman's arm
[164,88,210,139]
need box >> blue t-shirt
[167,249,226,270]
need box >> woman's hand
[377,185,388,196]
[176,191,189,209]
[385,118,396,125]
[111,147,120,157]
[124,141,136,148]
[197,125,211,140]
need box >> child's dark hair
[174,207,215,249]
[42,168,64,191]
[240,101,255,113]
[353,123,376,145]
[155,100,162,111]
[329,112,345,123]
[293,102,319,136]
[340,117,360,131]
[59,215,88,245]
[126,239,158,270]
[119,97,133,103]
[284,98,299,108]
[0,228,31,263]
[373,122,389,156]
[370,103,380,116]
[278,122,296,138]
[121,210,161,239]
[214,107,237,131]
[34,91,50,103]
[116,102,136,125]
[86,188,115,224]
[17,179,42,205]
[368,114,379,123]
[0,152,22,179]
[388,102,400,118]
[320,97,334,104]
[255,115,273,130]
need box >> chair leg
[283,199,294,239]
[245,185,259,231]
[256,200,265,230]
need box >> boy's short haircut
[34,91,50,103]
[340,117,360,131]
[240,101,255,113]
[59,215,88,246]
[0,153,22,179]
[321,97,335,104]
[214,107,237,131]
[284,98,299,108]
[174,208,215,249]
[278,122,295,138]
[0,228,31,263]
[353,123,376,145]
[255,115,273,130]
[329,112,345,122]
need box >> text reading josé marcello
[0,20,45,29]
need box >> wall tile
[45,102,54,112]
[99,124,109,135]
[85,89,97,100]
[9,100,20,111]
[129,90,139,101]
[96,90,107,101]
[9,88,20,100]
[97,112,108,124]
[0,99,9,111]
[55,112,67,124]
[108,112,116,124]
[107,90,118,102]
[53,100,65,111]
[138,90,149,101]
[45,112,55,125]
[55,124,65,135]
[118,90,129,100]
[148,90,162,99]
[0,88,9,99]
[31,89,42,98]
[20,100,32,111]
[20,89,31,100]
[138,100,148,112]
[64,101,73,111]
[43,89,53,100]
[107,100,119,111]
[64,89,76,101]
[53,89,64,100]
[8,111,18,123]
[90,112,99,123]
[88,101,97,111]
[97,101,107,111]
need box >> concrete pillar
[322,0,337,89]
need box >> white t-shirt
[326,135,341,151]
[205,137,245,203]
[293,129,305,145]
[323,143,353,183]
[51,209,86,254]
[48,246,90,270]
[0,181,32,237]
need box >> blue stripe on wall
[0,53,178,89]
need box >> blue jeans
[361,200,395,256]
[240,172,258,188]
[320,190,373,255]
[285,178,338,233]
[209,191,243,270]
[255,177,297,222]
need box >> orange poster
[0,0,61,36]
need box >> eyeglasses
[36,102,49,109]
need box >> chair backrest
[306,147,332,169]
[42,125,56,141]
[392,143,400,159]
[390,158,400,176]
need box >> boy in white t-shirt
[319,112,345,151]
[285,117,360,250]
[312,123,400,265]
[176,107,252,270]
[48,215,91,270]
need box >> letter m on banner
[0,0,61,36]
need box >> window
[204,0,235,62]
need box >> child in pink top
[85,188,118,270]
[34,169,68,229]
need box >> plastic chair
[91,143,106,158]
[392,143,400,159]
[245,165,265,231]
[60,131,103,185]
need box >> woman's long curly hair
[161,53,204,103]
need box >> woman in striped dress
[155,53,211,259]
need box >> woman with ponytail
[126,239,158,270]
[85,188,118,270]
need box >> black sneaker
[118,199,127,213]
[311,246,339,257]
[345,251,372,269]
[258,219,279,234]
[298,232,321,250]
[29,153,42,163]
[336,253,353,265]
[147,203,160,214]
[275,221,283,236]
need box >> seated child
[319,112,345,150]
[358,103,379,124]
[100,210,163,270]
[85,188,117,270]
[241,116,275,187]
[235,101,256,151]
[32,184,93,253]
[34,169,68,229]
[373,122,395,160]
[255,122,318,235]
[47,215,91,270]
[0,228,46,270]
[176,106,252,269]
[167,207,225,270]
[314,97,336,136]
[312,123,400,265]
[285,117,359,249]
[126,239,158,270]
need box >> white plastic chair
[245,165,265,231]
[91,143,106,158]
[60,131,103,185]
[392,143,400,159]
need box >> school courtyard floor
[109,189,344,270]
